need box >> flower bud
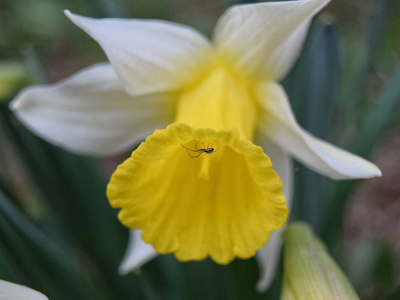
[281,222,359,300]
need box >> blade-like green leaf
[0,238,27,282]
[282,16,341,234]
[386,285,400,300]
[339,0,397,127]
[0,188,112,300]
[324,66,400,249]
[0,104,149,298]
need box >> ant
[180,142,218,158]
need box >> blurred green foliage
[0,61,31,100]
[0,0,400,299]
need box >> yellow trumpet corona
[107,65,287,264]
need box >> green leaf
[0,188,112,300]
[282,16,341,233]
[0,239,27,282]
[339,0,398,126]
[0,61,31,101]
[346,238,395,293]
[386,285,400,300]
[324,66,400,249]
[0,104,150,298]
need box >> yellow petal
[107,123,287,264]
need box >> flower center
[176,65,259,180]
[176,65,259,141]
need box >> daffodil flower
[11,0,381,292]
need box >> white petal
[0,279,48,300]
[213,0,330,80]
[65,10,211,96]
[10,63,175,156]
[254,138,293,292]
[119,230,158,275]
[256,81,382,179]
[256,231,283,293]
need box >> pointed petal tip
[117,264,131,275]
[214,0,332,80]
[62,10,211,96]
[335,158,382,180]
[256,274,273,293]
[255,282,265,294]
[118,249,158,276]
[64,10,81,28]
[366,164,382,178]
[64,9,87,27]
[64,9,73,20]
[8,64,174,157]
[117,230,159,276]
[257,82,384,181]
[254,238,281,293]
[9,97,20,111]
[9,88,33,111]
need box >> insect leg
[187,150,201,158]
[181,143,197,152]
